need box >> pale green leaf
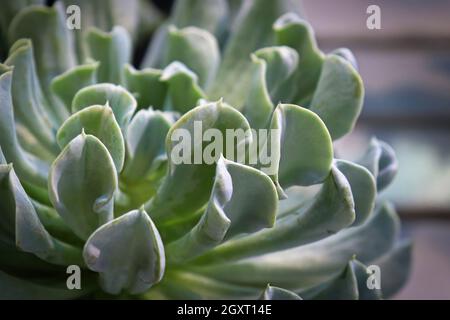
[166,26,220,88]
[171,0,228,36]
[301,261,358,300]
[121,108,172,184]
[260,285,302,300]
[141,0,227,69]
[0,146,5,164]
[270,103,333,188]
[5,39,59,151]
[146,100,251,224]
[49,133,117,240]
[141,22,170,69]
[57,104,125,172]
[254,45,299,102]
[51,62,99,110]
[123,64,167,110]
[160,61,206,113]
[0,164,83,266]
[0,164,52,252]
[85,26,131,84]
[331,47,358,70]
[72,83,137,131]
[310,54,364,140]
[83,209,165,295]
[153,271,259,300]
[166,157,277,262]
[192,202,399,291]
[335,159,376,226]
[274,13,324,105]
[0,71,48,189]
[208,0,303,107]
[8,2,75,123]
[61,0,141,62]
[196,163,355,263]
[242,55,274,130]
[359,138,398,192]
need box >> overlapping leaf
[83,209,165,294]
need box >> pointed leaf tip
[49,133,117,240]
[83,209,165,295]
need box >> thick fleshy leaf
[32,200,83,247]
[270,103,333,188]
[0,164,51,252]
[146,100,251,223]
[0,71,48,189]
[152,271,259,300]
[242,55,274,130]
[302,261,358,300]
[0,164,83,266]
[208,0,302,107]
[359,138,398,191]
[0,1,44,38]
[123,64,167,110]
[141,0,227,68]
[61,0,141,62]
[83,209,165,295]
[331,48,358,70]
[141,22,170,69]
[196,163,355,263]
[0,146,5,164]
[166,157,277,262]
[276,185,320,219]
[274,13,324,105]
[5,39,59,152]
[254,45,299,102]
[57,104,125,172]
[171,0,228,35]
[260,285,302,300]
[117,109,174,212]
[0,270,90,300]
[242,46,302,130]
[219,159,277,238]
[310,54,364,140]
[51,62,99,110]
[14,124,55,164]
[72,83,137,131]
[49,133,117,240]
[375,240,412,298]
[166,26,220,88]
[8,3,76,119]
[352,260,382,300]
[121,108,172,184]
[85,26,131,84]
[160,61,206,113]
[335,159,376,226]
[192,202,399,291]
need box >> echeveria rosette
[0,0,411,299]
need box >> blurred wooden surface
[303,0,450,119]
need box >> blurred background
[300,0,450,299]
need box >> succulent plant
[0,0,411,299]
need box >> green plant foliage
[0,0,411,299]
